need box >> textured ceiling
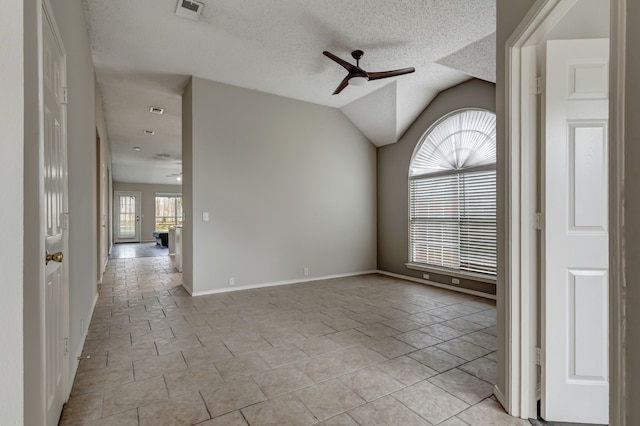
[83,0,496,184]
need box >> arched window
[408,109,496,277]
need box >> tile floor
[109,242,169,259]
[60,256,530,426]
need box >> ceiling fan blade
[332,77,350,95]
[323,51,356,71]
[367,67,416,81]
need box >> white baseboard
[68,291,99,399]
[376,270,496,300]
[189,270,378,297]
[494,384,507,411]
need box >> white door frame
[503,0,626,423]
[114,191,142,243]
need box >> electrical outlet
[303,267,309,276]
[451,278,460,285]
[229,277,235,286]
[423,273,430,280]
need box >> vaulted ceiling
[83,0,496,184]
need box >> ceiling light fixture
[143,129,155,135]
[349,76,368,86]
[149,106,164,114]
[176,176,182,182]
[133,146,141,151]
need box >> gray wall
[1,0,24,422]
[183,77,377,294]
[377,79,496,295]
[625,0,639,422]
[113,182,182,243]
[182,80,194,293]
[50,0,99,382]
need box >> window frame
[406,108,497,282]
[154,193,183,232]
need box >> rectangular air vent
[149,106,164,115]
[175,0,204,21]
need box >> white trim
[405,263,497,284]
[188,270,379,297]
[68,292,99,399]
[378,270,496,300]
[608,0,626,424]
[503,0,577,419]
[494,384,508,409]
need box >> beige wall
[0,0,24,423]
[113,182,183,243]
[182,80,194,293]
[377,79,496,295]
[96,84,113,278]
[625,0,639,421]
[495,0,536,409]
[183,77,377,294]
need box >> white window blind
[409,109,496,277]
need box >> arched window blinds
[409,109,497,276]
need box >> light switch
[202,212,209,221]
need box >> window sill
[405,263,497,285]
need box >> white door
[114,191,141,243]
[42,4,69,424]
[542,38,609,424]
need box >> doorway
[114,191,141,243]
[504,0,619,423]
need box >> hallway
[60,257,526,425]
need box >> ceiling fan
[323,50,415,95]
[166,171,182,182]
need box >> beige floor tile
[200,376,267,417]
[164,367,224,397]
[316,413,359,425]
[459,357,497,384]
[59,391,103,424]
[197,410,248,426]
[130,327,175,346]
[241,393,318,426]
[214,353,270,382]
[134,351,187,380]
[84,409,138,426]
[436,339,493,361]
[327,329,374,348]
[409,347,466,372]
[259,327,307,347]
[155,334,202,355]
[382,317,423,332]
[295,322,338,339]
[252,364,314,398]
[356,323,400,339]
[377,355,438,386]
[461,313,496,327]
[257,343,310,368]
[102,375,169,417]
[222,334,272,356]
[339,345,387,371]
[138,392,210,426]
[408,312,446,326]
[71,361,134,396]
[395,330,443,349]
[347,312,388,325]
[321,316,363,331]
[297,336,343,357]
[366,336,415,358]
[340,366,404,401]
[456,398,531,426]
[298,352,352,382]
[182,344,233,369]
[393,380,469,424]
[348,395,431,426]
[458,331,497,351]
[440,417,471,425]
[295,379,365,421]
[429,369,494,404]
[420,323,468,341]
[107,342,158,365]
[441,318,486,333]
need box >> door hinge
[64,337,69,356]
[534,212,544,230]
[535,76,544,95]
[536,347,544,366]
[61,87,68,104]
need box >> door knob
[46,250,64,265]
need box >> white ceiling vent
[175,0,204,21]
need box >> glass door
[114,191,141,243]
